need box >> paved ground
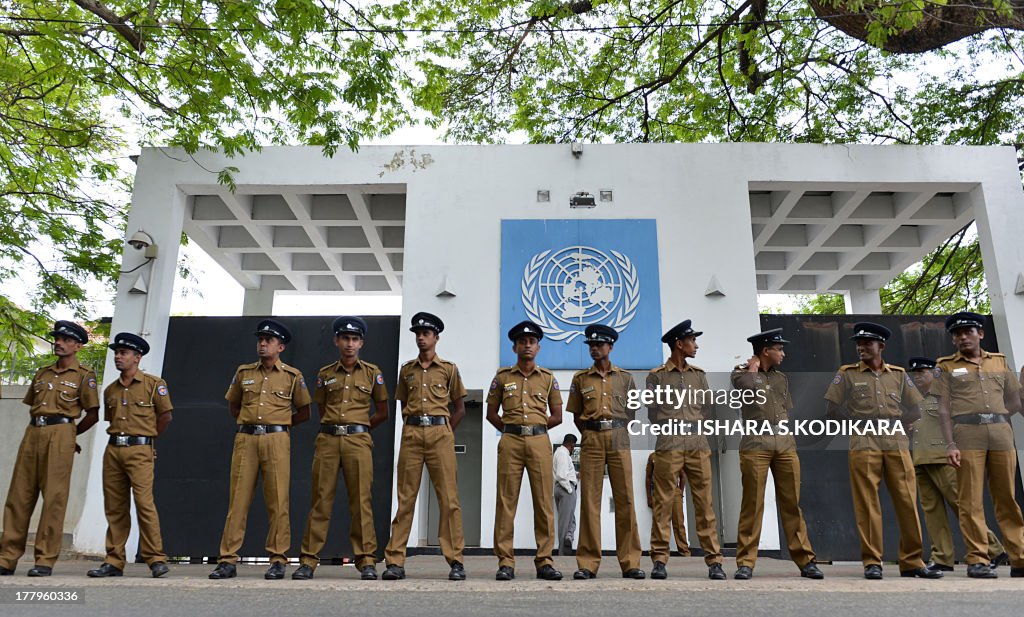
[1,555,1022,616]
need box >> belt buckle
[115,435,129,446]
[253,425,266,435]
[416,416,430,426]
[518,425,531,436]
[598,419,613,430]
[333,425,347,436]
[979,413,994,423]
[33,416,46,427]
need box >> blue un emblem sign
[500,219,662,369]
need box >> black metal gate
[155,316,400,562]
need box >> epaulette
[282,363,302,376]
[839,363,859,371]
[935,354,956,364]
[887,364,906,372]
[688,363,706,373]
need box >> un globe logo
[521,246,640,343]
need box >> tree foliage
[2,0,1022,358]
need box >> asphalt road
[2,556,1022,616]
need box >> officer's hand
[746,356,760,372]
[946,446,961,468]
[74,443,81,454]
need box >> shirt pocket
[582,391,600,414]
[326,382,345,404]
[133,401,156,417]
[501,389,523,411]
[352,383,373,406]
[241,386,260,405]
[430,382,450,403]
[56,388,80,412]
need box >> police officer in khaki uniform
[87,333,173,579]
[648,320,722,581]
[293,317,389,581]
[567,324,644,580]
[908,356,1007,574]
[383,312,468,581]
[486,320,564,582]
[0,321,100,577]
[644,452,688,557]
[937,312,1024,579]
[731,329,822,580]
[824,322,940,580]
[209,319,312,580]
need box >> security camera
[128,230,154,250]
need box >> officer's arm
[369,400,389,430]
[546,402,563,430]
[938,395,960,468]
[1004,371,1022,414]
[156,411,173,436]
[645,460,654,507]
[228,401,241,419]
[450,397,466,430]
[485,401,503,432]
[292,404,311,426]
[76,408,99,435]
[825,400,846,420]
[902,403,921,425]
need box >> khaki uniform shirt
[103,372,173,437]
[935,351,1019,416]
[566,365,635,421]
[732,364,795,450]
[313,359,388,425]
[824,361,923,419]
[486,365,562,426]
[395,356,467,417]
[225,360,312,425]
[24,358,99,418]
[910,393,946,465]
[646,359,711,424]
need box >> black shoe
[734,566,753,580]
[968,563,998,579]
[495,565,514,581]
[150,562,169,578]
[0,566,13,576]
[800,561,824,579]
[448,561,466,581]
[292,564,314,580]
[536,565,562,581]
[573,568,596,580]
[1010,567,1024,578]
[264,562,286,580]
[27,565,52,577]
[622,568,645,579]
[360,566,378,580]
[989,552,1010,568]
[901,567,943,579]
[382,564,406,580]
[926,562,954,573]
[87,563,123,578]
[708,563,726,580]
[209,562,236,580]
[864,564,883,580]
[651,561,667,580]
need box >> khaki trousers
[385,424,464,567]
[300,431,377,569]
[493,432,555,569]
[0,423,77,569]
[217,431,291,564]
[576,429,641,573]
[650,446,720,566]
[915,462,1003,566]
[102,444,166,569]
[954,423,1024,567]
[735,448,815,569]
[848,447,925,569]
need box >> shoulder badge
[831,373,843,385]
[157,384,169,396]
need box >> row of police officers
[0,311,1022,581]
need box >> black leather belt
[108,435,153,447]
[582,419,626,431]
[320,423,370,436]
[502,424,548,436]
[405,416,448,426]
[237,424,289,434]
[953,413,1010,425]
[29,416,73,427]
